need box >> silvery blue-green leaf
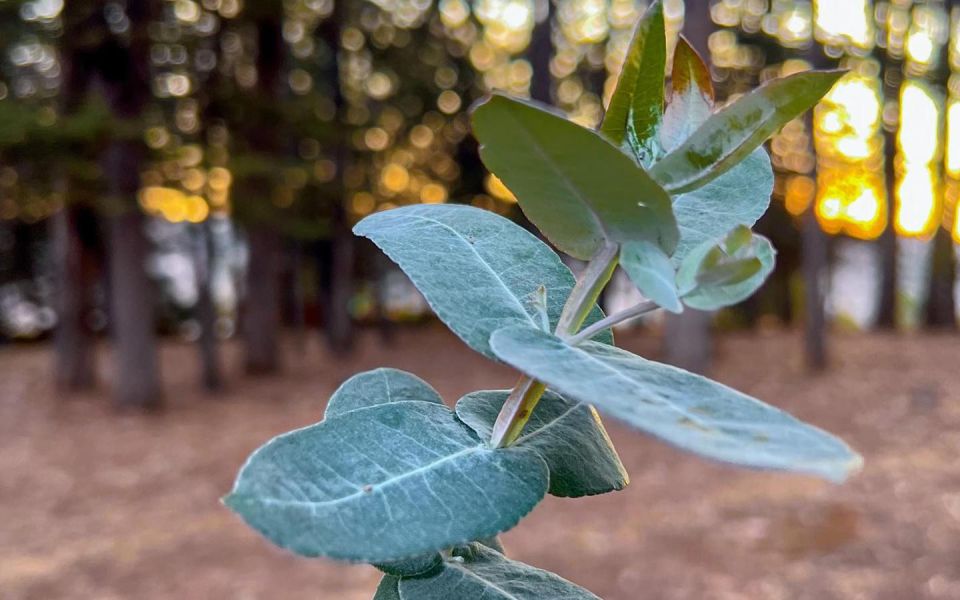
[472,94,678,259]
[397,543,600,600]
[478,536,504,554]
[650,70,845,194]
[374,576,402,600]
[677,228,776,310]
[455,390,628,498]
[489,326,863,483]
[376,552,443,578]
[619,240,682,313]
[325,368,443,419]
[600,1,666,165]
[354,204,611,358]
[225,402,549,563]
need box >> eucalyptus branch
[566,300,660,345]
[489,243,620,448]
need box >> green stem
[567,300,660,345]
[489,243,619,448]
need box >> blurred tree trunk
[318,1,354,354]
[243,9,286,373]
[876,52,902,329]
[528,0,552,104]
[924,226,957,328]
[52,2,100,391]
[50,204,97,390]
[663,0,712,373]
[97,1,161,408]
[194,222,223,391]
[244,225,282,373]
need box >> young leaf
[373,576,401,600]
[599,0,666,165]
[677,228,776,310]
[660,36,713,152]
[489,326,863,483]
[225,402,549,563]
[376,552,443,578]
[398,543,600,600]
[619,240,682,313]
[650,69,844,194]
[354,204,611,359]
[325,368,443,419]
[456,390,628,498]
[472,94,678,259]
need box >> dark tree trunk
[801,210,828,370]
[528,1,553,104]
[244,226,283,373]
[96,1,162,408]
[663,0,713,374]
[106,208,161,409]
[924,226,957,328]
[194,223,223,391]
[876,86,901,328]
[51,204,97,391]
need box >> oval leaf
[650,69,844,194]
[660,36,714,152]
[489,326,863,483]
[456,390,628,498]
[398,543,600,600]
[472,94,677,259]
[354,204,611,358]
[619,240,682,313]
[600,0,666,165]
[325,368,443,419]
[374,576,402,600]
[225,402,549,563]
[677,228,776,310]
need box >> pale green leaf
[225,402,549,563]
[650,69,844,194]
[354,204,611,358]
[677,229,776,310]
[326,368,443,419]
[489,326,863,483]
[455,390,628,497]
[397,543,600,600]
[600,1,666,165]
[472,94,677,259]
[660,36,713,153]
[619,240,682,313]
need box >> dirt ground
[2,326,959,600]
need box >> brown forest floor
[2,327,960,600]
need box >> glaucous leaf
[472,94,677,259]
[650,69,844,194]
[455,390,628,497]
[677,227,776,310]
[398,543,600,600]
[489,326,863,482]
[225,402,549,563]
[599,1,666,165]
[354,204,611,358]
[376,552,443,578]
[619,240,682,313]
[373,576,402,600]
[325,368,443,419]
[660,36,713,152]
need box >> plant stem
[489,243,620,448]
[566,300,660,345]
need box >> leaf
[660,36,713,152]
[619,240,682,313]
[225,402,549,563]
[354,204,611,358]
[472,95,678,259]
[455,390,628,498]
[397,543,600,600]
[376,552,443,578]
[650,69,844,194]
[600,0,666,165]
[374,576,402,600]
[325,368,443,419]
[489,326,863,483]
[677,228,776,310]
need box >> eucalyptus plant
[225,5,861,598]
